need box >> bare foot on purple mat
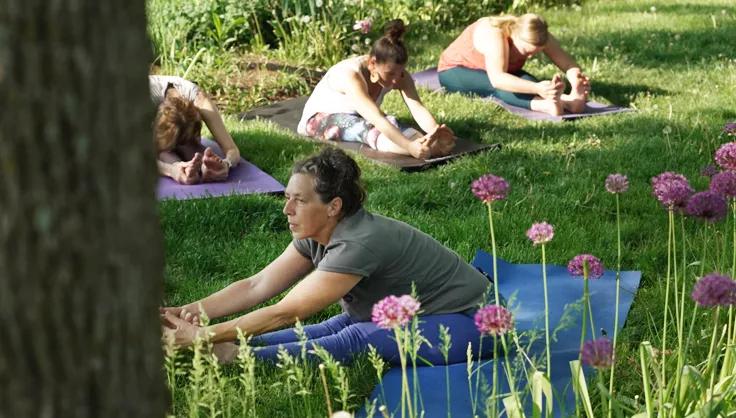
[202,147,229,182]
[563,71,590,113]
[531,97,563,116]
[172,153,203,184]
[429,124,456,157]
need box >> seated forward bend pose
[297,19,455,160]
[162,147,497,365]
[150,75,241,184]
[437,13,591,116]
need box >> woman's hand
[201,147,229,182]
[536,76,564,100]
[409,135,437,160]
[161,311,202,347]
[160,306,201,326]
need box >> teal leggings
[438,66,538,110]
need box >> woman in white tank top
[298,20,455,160]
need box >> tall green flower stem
[607,194,622,418]
[730,201,736,345]
[659,209,675,414]
[575,265,591,417]
[484,205,522,416]
[486,203,499,418]
[394,327,414,418]
[541,243,553,417]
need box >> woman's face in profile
[282,173,332,240]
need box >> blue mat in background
[361,250,642,417]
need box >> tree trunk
[0,1,167,417]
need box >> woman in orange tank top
[438,14,590,116]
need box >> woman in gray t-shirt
[150,75,240,184]
[162,147,497,364]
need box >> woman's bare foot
[562,72,589,113]
[201,147,229,182]
[212,342,239,364]
[429,124,456,157]
[172,153,203,184]
[530,97,563,116]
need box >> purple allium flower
[471,174,509,203]
[605,173,629,194]
[715,142,736,171]
[353,18,372,34]
[526,222,554,245]
[724,122,736,136]
[710,171,736,199]
[701,164,719,178]
[371,295,421,329]
[685,191,727,222]
[651,172,694,209]
[474,304,514,336]
[691,273,736,308]
[567,254,605,279]
[581,338,614,369]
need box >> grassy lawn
[160,0,736,415]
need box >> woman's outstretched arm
[337,70,435,159]
[164,268,361,345]
[161,243,314,323]
[543,34,590,92]
[193,90,241,167]
[397,72,440,134]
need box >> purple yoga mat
[157,138,284,201]
[412,67,632,122]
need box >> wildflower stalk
[487,203,498,417]
[541,243,551,380]
[439,325,452,418]
[730,201,736,345]
[466,343,476,416]
[640,342,655,418]
[319,364,333,417]
[607,193,622,418]
[394,327,414,418]
[236,330,257,418]
[659,209,675,414]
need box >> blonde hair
[489,13,548,47]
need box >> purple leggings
[251,312,495,366]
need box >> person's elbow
[271,301,314,328]
[486,71,507,89]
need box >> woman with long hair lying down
[150,75,240,184]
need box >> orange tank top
[438,19,528,73]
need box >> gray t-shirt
[293,209,490,321]
[149,75,200,106]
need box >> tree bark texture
[0,1,167,417]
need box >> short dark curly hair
[292,147,366,218]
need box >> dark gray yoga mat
[239,96,500,172]
[412,67,633,122]
[157,138,284,201]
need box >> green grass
[160,0,736,415]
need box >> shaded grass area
[161,0,736,414]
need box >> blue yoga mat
[362,250,641,417]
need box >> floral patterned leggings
[304,112,408,149]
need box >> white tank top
[297,56,390,134]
